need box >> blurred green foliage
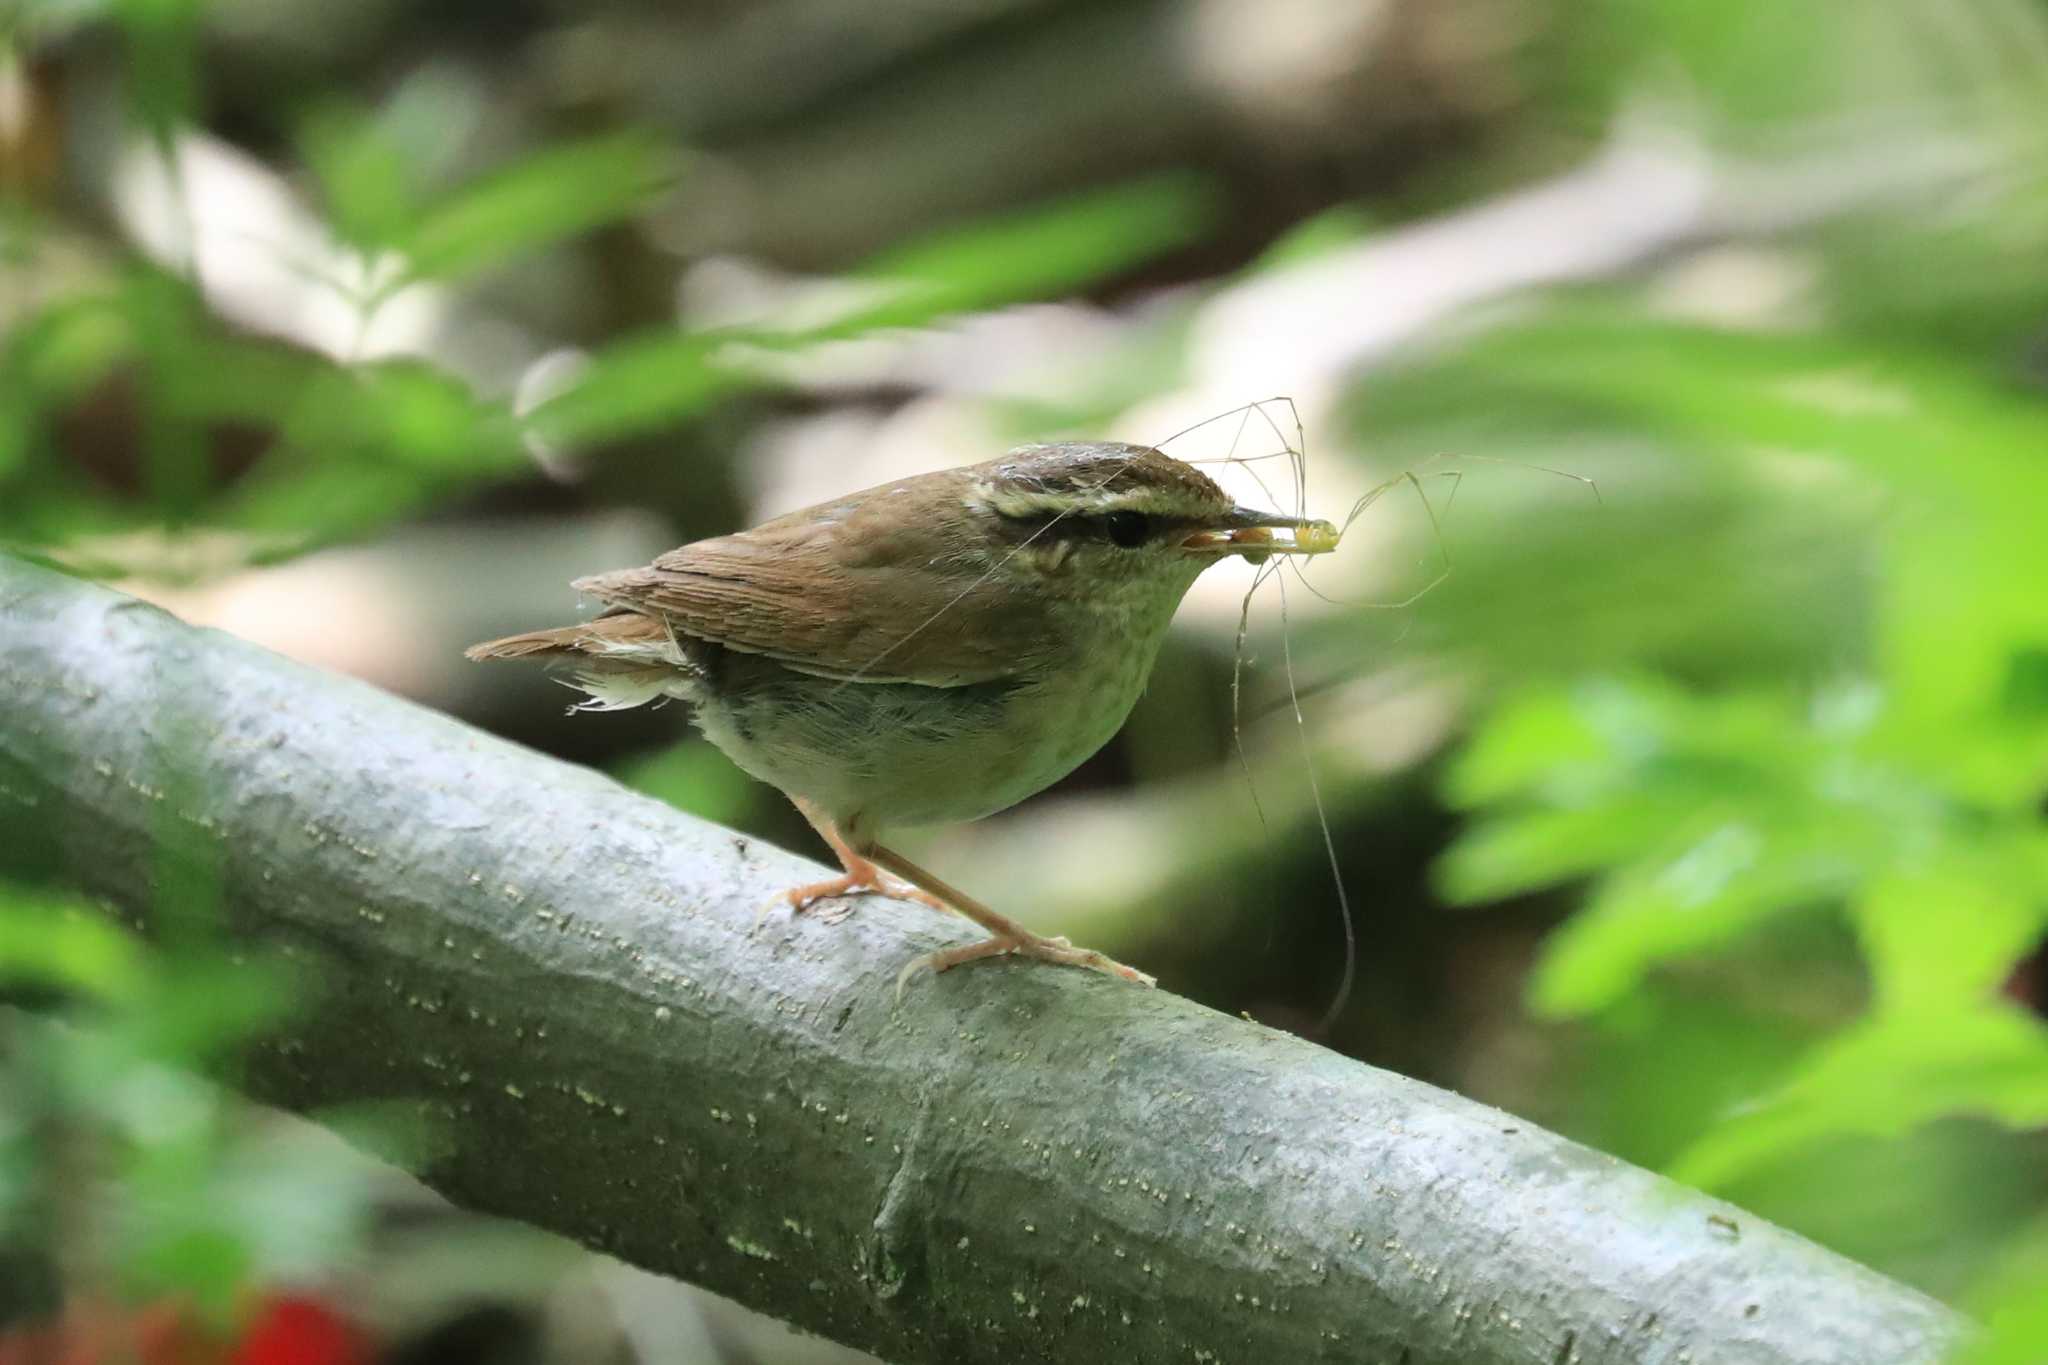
[0,179,1213,571]
[0,886,377,1324]
[1327,116,2048,1354]
[1287,18,2048,1346]
[1439,674,2048,1172]
[1961,1216,2048,1365]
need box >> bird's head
[964,442,1336,602]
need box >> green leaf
[111,0,201,143]
[2000,647,2048,720]
[1529,829,1857,1016]
[835,173,1220,334]
[225,361,524,544]
[1439,686,1605,809]
[1435,792,1715,904]
[360,363,516,470]
[1852,844,2048,1013]
[403,132,674,283]
[1250,202,1378,272]
[1956,1218,2048,1365]
[523,175,1219,452]
[130,953,301,1065]
[299,102,420,254]
[121,1223,251,1317]
[13,294,137,400]
[1669,1005,2048,1188]
[310,1100,454,1177]
[0,401,28,482]
[1435,677,1829,916]
[520,332,732,451]
[1369,307,2048,724]
[0,895,145,1000]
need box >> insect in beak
[1181,508,1343,561]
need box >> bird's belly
[696,649,1154,837]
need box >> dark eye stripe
[1105,510,1150,547]
[1021,510,1157,547]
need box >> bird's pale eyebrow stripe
[978,484,1186,520]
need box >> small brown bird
[468,442,1336,988]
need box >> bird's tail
[464,612,671,662]
[465,613,696,712]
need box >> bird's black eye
[1105,510,1150,548]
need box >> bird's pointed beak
[1181,507,1342,557]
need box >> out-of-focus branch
[0,556,1968,1365]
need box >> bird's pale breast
[688,603,1175,844]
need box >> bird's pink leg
[782,798,950,917]
[865,843,1155,995]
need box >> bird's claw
[894,951,936,1003]
[893,932,1156,1002]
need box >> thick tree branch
[0,556,1967,1365]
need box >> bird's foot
[773,869,952,925]
[894,932,1157,1000]
[775,801,955,923]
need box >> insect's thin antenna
[1272,567,1356,1037]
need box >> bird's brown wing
[571,491,1057,686]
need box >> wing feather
[573,479,1057,686]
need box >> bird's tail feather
[465,613,696,712]
[464,612,672,663]
[463,626,584,661]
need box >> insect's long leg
[1183,397,1311,547]
[1224,401,1257,467]
[1152,395,1302,453]
[1293,452,1600,612]
[1230,554,1289,836]
[1250,396,1309,525]
[1287,468,1459,611]
[1216,398,1354,1035]
[1276,566,1355,1036]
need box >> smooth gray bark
[0,555,1969,1365]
